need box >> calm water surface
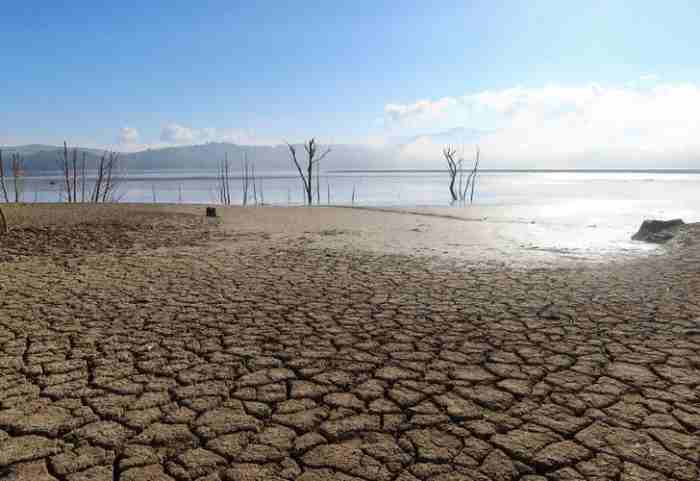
[6,169,700,261]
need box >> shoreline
[1,202,669,267]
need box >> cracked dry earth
[1,209,700,481]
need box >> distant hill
[2,142,404,172]
[1,128,505,172]
[1,144,107,171]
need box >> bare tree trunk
[0,149,7,232]
[102,153,116,202]
[241,154,250,206]
[81,152,87,202]
[60,142,72,202]
[315,160,320,205]
[470,147,480,204]
[92,153,105,203]
[224,153,231,205]
[252,164,257,205]
[0,150,9,203]
[72,148,77,203]
[306,151,313,205]
[11,154,23,203]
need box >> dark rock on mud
[632,219,684,243]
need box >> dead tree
[10,153,24,203]
[91,151,121,203]
[445,145,482,204]
[0,149,6,234]
[72,147,77,203]
[218,153,232,205]
[58,142,73,202]
[0,150,9,203]
[81,152,87,202]
[1,150,26,204]
[57,142,121,203]
[239,154,252,206]
[251,163,257,205]
[468,147,481,203]
[287,138,331,205]
[58,142,87,203]
[101,152,120,202]
[443,146,459,201]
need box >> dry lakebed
[0,204,699,481]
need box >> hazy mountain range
[1,142,411,172]
[5,124,696,172]
[0,128,489,172]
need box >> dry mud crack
[1,209,699,481]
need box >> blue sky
[2,1,700,166]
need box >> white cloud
[160,123,199,144]
[383,81,700,167]
[118,127,140,144]
[385,97,459,126]
[159,123,275,146]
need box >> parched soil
[0,206,699,481]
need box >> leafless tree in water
[218,153,232,205]
[0,151,6,234]
[251,163,257,205]
[287,138,331,205]
[81,152,87,202]
[58,142,78,202]
[468,147,481,203]
[90,150,122,203]
[0,150,9,203]
[241,155,249,205]
[0,150,25,233]
[444,145,481,203]
[58,143,121,203]
[443,146,459,201]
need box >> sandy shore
[1,203,699,481]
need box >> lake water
[4,169,699,230]
[7,169,699,205]
[6,169,700,262]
